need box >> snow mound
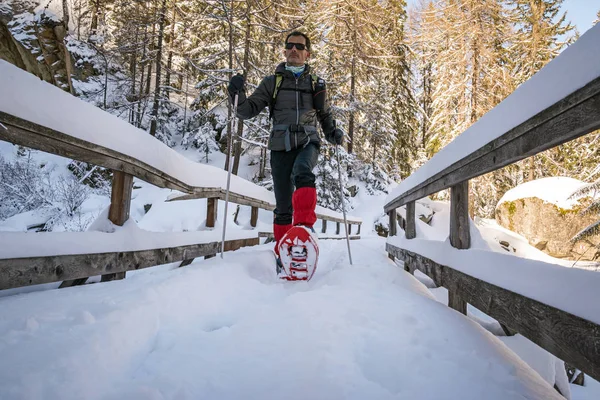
[497,177,588,209]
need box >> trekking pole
[221,93,238,259]
[335,145,353,265]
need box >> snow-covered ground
[0,236,566,400]
[0,180,598,399]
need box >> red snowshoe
[276,226,319,281]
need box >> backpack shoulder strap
[269,73,284,118]
[311,74,318,91]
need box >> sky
[406,0,598,35]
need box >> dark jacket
[233,62,335,151]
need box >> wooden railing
[0,61,361,291]
[384,27,600,383]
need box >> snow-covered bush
[181,121,220,162]
[315,146,352,212]
[354,162,393,195]
[0,154,92,231]
[0,154,54,220]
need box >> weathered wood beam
[384,77,600,212]
[386,244,600,382]
[0,238,259,290]
[0,111,192,193]
[102,170,134,282]
[406,201,416,239]
[206,198,218,228]
[388,209,397,237]
[449,182,471,250]
[448,181,470,314]
[250,206,259,228]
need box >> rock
[496,196,600,261]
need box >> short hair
[285,31,311,51]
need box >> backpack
[269,73,320,119]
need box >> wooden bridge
[0,59,361,290]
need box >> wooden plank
[109,171,134,225]
[406,201,416,239]
[0,238,259,290]
[250,206,259,228]
[0,111,192,193]
[386,243,600,382]
[384,77,600,212]
[102,170,134,282]
[388,209,397,237]
[258,232,360,241]
[449,181,470,249]
[206,198,218,228]
[321,219,327,234]
[448,182,469,313]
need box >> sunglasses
[285,42,307,51]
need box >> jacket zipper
[295,77,299,149]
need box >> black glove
[228,74,245,95]
[326,127,344,145]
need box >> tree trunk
[165,7,177,101]
[149,0,167,137]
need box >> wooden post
[321,219,327,234]
[102,170,134,282]
[388,209,397,261]
[357,224,361,235]
[450,181,471,249]
[348,224,352,235]
[406,201,416,239]
[448,180,470,314]
[388,209,397,237]
[206,198,218,228]
[250,206,258,228]
[336,222,340,235]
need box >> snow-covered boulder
[495,177,600,261]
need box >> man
[227,31,343,278]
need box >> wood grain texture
[406,201,416,239]
[388,210,397,237]
[450,182,470,249]
[384,77,600,212]
[250,206,259,228]
[0,238,259,290]
[0,112,192,193]
[206,198,218,228]
[103,171,134,282]
[386,243,600,382]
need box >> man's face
[284,35,310,67]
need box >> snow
[0,237,563,400]
[497,176,592,208]
[386,24,600,205]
